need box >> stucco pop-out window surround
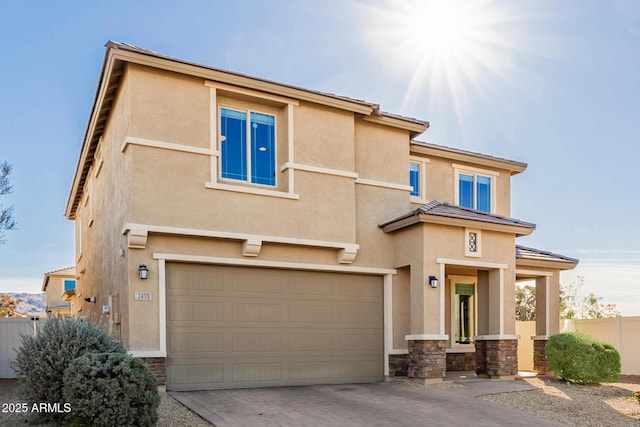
[453,164,498,214]
[205,81,300,200]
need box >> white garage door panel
[166,263,383,390]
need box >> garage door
[166,263,384,391]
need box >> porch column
[533,272,560,374]
[405,262,448,384]
[474,268,519,379]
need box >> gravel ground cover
[478,375,640,426]
[2,376,639,426]
[0,379,211,426]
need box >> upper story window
[409,157,429,202]
[220,107,276,187]
[454,164,498,213]
[409,162,420,197]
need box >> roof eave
[516,258,579,270]
[65,46,120,219]
[381,213,535,236]
[410,141,527,175]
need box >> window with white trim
[220,107,276,186]
[409,157,428,202]
[453,165,498,213]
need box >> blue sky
[0,0,638,315]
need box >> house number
[134,292,152,301]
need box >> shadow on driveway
[170,381,564,426]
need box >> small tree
[11,317,126,424]
[0,293,22,317]
[63,353,160,426]
[560,276,619,319]
[0,161,17,244]
[515,284,536,321]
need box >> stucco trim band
[405,334,450,341]
[280,162,358,179]
[152,253,396,275]
[355,178,413,192]
[124,223,360,264]
[121,136,214,156]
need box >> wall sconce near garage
[428,275,439,288]
[138,264,149,280]
[84,297,96,303]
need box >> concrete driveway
[170,379,564,426]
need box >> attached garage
[165,263,384,391]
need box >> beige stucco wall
[74,65,133,345]
[416,154,512,217]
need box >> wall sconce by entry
[138,264,149,280]
[84,297,96,303]
[428,275,439,288]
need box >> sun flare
[362,0,522,121]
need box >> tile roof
[106,41,429,127]
[44,266,76,276]
[516,245,579,264]
[381,200,536,230]
[410,140,527,170]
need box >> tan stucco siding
[129,65,210,149]
[392,266,410,349]
[74,69,133,345]
[355,121,409,184]
[295,102,355,171]
[418,155,512,216]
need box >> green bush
[545,331,621,384]
[10,316,126,423]
[63,352,159,427]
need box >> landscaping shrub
[63,352,159,427]
[10,316,126,423]
[545,331,621,384]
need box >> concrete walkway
[170,378,563,427]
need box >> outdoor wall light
[84,297,96,303]
[429,275,439,288]
[138,264,149,280]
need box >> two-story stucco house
[65,42,577,391]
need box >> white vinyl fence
[0,317,45,378]
[517,316,640,375]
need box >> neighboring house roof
[380,200,536,236]
[42,266,76,292]
[516,245,579,269]
[66,41,432,219]
[410,140,527,175]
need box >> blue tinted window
[220,108,247,181]
[220,108,276,187]
[409,163,420,197]
[459,174,474,209]
[63,280,76,291]
[250,112,275,186]
[476,176,491,212]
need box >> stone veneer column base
[533,339,550,374]
[388,354,409,377]
[475,339,518,379]
[407,340,447,382]
[140,357,166,386]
